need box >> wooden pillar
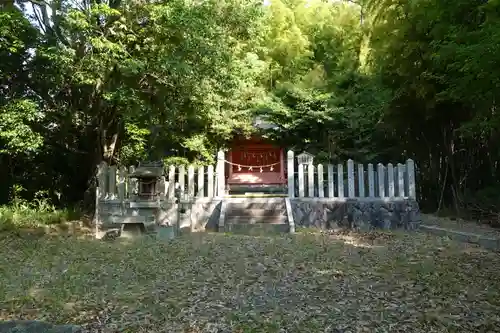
[287,150,294,198]
[280,148,285,184]
[217,151,225,197]
[228,149,233,179]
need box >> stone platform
[97,197,421,235]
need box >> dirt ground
[1,230,500,332]
[421,214,500,238]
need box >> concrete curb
[420,225,500,251]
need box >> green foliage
[162,157,192,167]
[0,100,44,154]
[119,124,150,165]
[0,187,81,231]
[0,8,41,156]
[2,0,500,223]
[256,0,385,163]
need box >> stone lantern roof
[129,161,164,178]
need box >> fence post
[317,164,324,198]
[94,162,106,236]
[207,165,214,197]
[159,174,167,199]
[298,164,305,197]
[327,164,334,198]
[407,159,416,199]
[358,163,365,197]
[397,163,405,197]
[337,163,344,198]
[167,166,175,199]
[377,163,385,198]
[367,163,375,197]
[217,151,225,197]
[128,166,137,199]
[287,150,295,198]
[97,162,107,200]
[307,163,314,197]
[197,166,205,197]
[117,166,126,201]
[108,165,116,200]
[387,163,395,197]
[347,159,355,198]
[187,165,195,198]
[178,165,185,196]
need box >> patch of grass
[0,199,82,232]
[1,231,500,332]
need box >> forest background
[2,0,500,226]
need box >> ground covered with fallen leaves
[1,231,500,332]
[421,214,500,239]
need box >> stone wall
[290,198,421,231]
[98,197,420,233]
[98,198,222,233]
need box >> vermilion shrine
[226,135,286,192]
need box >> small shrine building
[225,118,287,193]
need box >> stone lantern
[129,162,164,200]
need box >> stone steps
[224,197,286,209]
[227,184,287,195]
[226,223,289,235]
[223,197,289,234]
[226,207,286,217]
[227,215,288,225]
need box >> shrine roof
[253,116,278,130]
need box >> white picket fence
[289,161,416,199]
[97,150,416,200]
[286,151,415,199]
[97,164,219,200]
